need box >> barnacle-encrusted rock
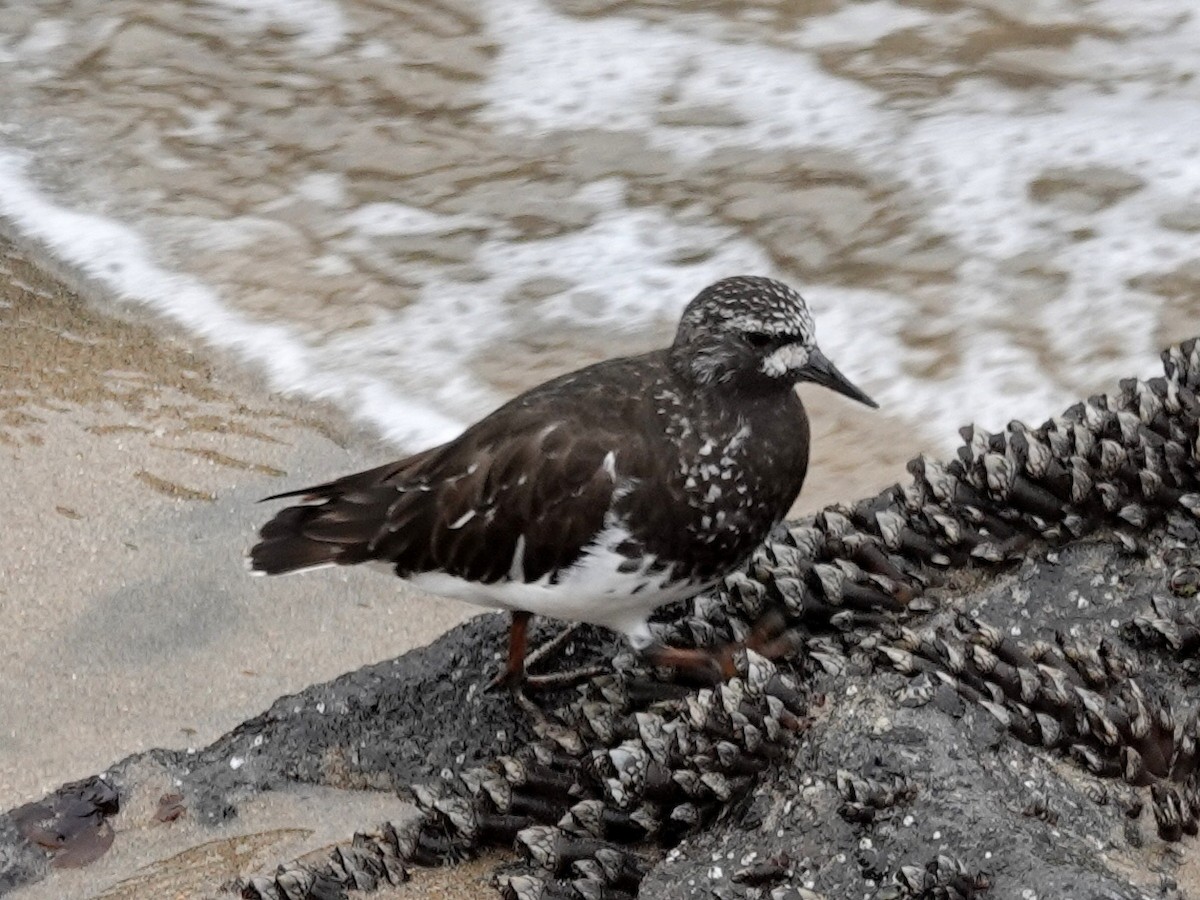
[4,339,1200,898]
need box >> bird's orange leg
[485,610,531,692]
[648,610,798,681]
[507,610,531,682]
[487,612,606,693]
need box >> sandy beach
[0,232,929,896]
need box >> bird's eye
[745,332,774,349]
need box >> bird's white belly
[405,525,710,648]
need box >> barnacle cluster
[239,340,1200,899]
[865,854,993,900]
[876,613,1200,840]
[241,652,805,899]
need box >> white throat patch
[761,343,810,378]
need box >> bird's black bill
[798,348,878,408]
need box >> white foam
[14,19,68,56]
[199,0,348,54]
[0,151,462,449]
[883,87,1198,424]
[473,204,774,331]
[294,172,347,207]
[342,203,486,237]
[314,188,777,427]
[797,1,935,46]
[479,0,892,160]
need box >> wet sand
[0,232,470,897]
[0,231,929,895]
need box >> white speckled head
[676,276,813,355]
[671,276,876,407]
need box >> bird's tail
[247,459,415,576]
[248,505,353,575]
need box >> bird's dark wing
[249,414,626,584]
[257,447,441,504]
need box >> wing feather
[249,353,672,583]
[251,415,626,583]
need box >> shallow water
[0,0,1198,451]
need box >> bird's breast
[617,393,809,582]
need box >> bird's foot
[485,621,607,694]
[484,664,524,694]
[524,665,610,692]
[485,663,609,694]
[523,622,584,671]
[647,610,800,682]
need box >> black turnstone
[249,276,876,686]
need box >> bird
[249,276,877,688]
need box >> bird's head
[671,275,877,407]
